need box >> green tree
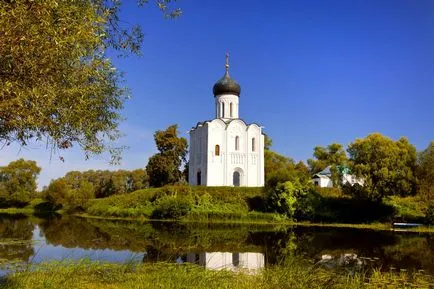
[69,180,95,209]
[264,135,310,187]
[54,168,148,199]
[417,142,434,202]
[0,0,180,162]
[44,178,94,211]
[267,180,312,220]
[307,143,348,187]
[146,125,188,187]
[0,159,41,206]
[347,133,417,201]
[130,169,149,191]
[264,134,273,150]
[44,178,70,209]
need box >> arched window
[222,103,225,118]
[215,144,220,156]
[252,138,256,152]
[230,103,233,118]
[235,136,239,151]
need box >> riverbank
[1,260,432,289]
[1,185,432,233]
[0,208,35,215]
[74,213,434,233]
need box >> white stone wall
[313,176,333,188]
[342,174,365,186]
[215,94,239,119]
[188,123,209,185]
[189,118,264,187]
[189,89,264,187]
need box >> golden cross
[225,53,229,72]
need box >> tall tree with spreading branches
[146,124,187,187]
[0,0,181,163]
[347,133,417,201]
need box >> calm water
[0,214,433,275]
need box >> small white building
[312,166,364,188]
[188,56,264,187]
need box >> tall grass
[1,259,432,289]
[384,196,427,223]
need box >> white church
[188,55,265,187]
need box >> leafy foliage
[44,178,95,211]
[347,133,417,201]
[0,0,181,161]
[146,125,188,187]
[264,136,310,188]
[417,141,434,202]
[0,159,41,207]
[266,180,314,220]
[425,203,434,224]
[86,185,265,219]
[308,143,348,187]
[151,195,192,219]
[43,168,148,210]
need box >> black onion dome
[213,71,241,97]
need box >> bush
[294,190,320,221]
[313,187,345,198]
[384,196,426,223]
[84,185,265,220]
[151,196,192,220]
[266,181,313,220]
[314,197,396,223]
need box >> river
[0,214,433,275]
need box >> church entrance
[197,171,201,186]
[233,171,240,187]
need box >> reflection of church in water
[189,55,265,187]
[178,252,265,271]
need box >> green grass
[0,198,54,215]
[80,184,434,231]
[84,185,265,220]
[1,260,432,289]
[0,207,35,215]
[384,196,427,223]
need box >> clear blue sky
[3,0,434,188]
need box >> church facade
[188,56,265,187]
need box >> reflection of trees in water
[290,227,397,258]
[382,234,434,272]
[292,228,434,273]
[35,217,434,274]
[39,217,263,256]
[0,215,34,262]
[39,216,154,252]
[253,227,434,274]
